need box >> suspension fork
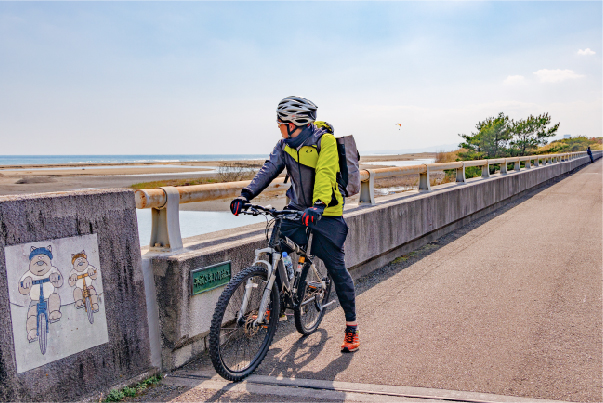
[254,252,282,325]
[236,248,281,325]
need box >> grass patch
[390,243,440,265]
[391,251,417,264]
[103,373,163,402]
[130,177,219,189]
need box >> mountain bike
[209,204,334,381]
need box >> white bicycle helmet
[277,96,318,126]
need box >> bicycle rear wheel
[209,266,280,382]
[294,264,332,335]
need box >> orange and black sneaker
[341,327,360,352]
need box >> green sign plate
[190,261,231,295]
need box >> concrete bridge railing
[135,151,590,252]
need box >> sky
[1,1,601,155]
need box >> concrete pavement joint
[167,372,571,403]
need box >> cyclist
[230,96,359,352]
[587,146,594,163]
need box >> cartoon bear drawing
[18,246,64,342]
[68,250,99,313]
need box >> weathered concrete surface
[154,372,571,402]
[0,189,152,401]
[148,154,599,371]
[170,158,601,403]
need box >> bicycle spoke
[213,269,277,376]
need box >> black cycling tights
[280,216,356,322]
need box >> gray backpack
[335,135,361,197]
[314,121,361,197]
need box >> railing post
[514,160,521,172]
[481,161,490,178]
[149,186,183,252]
[525,158,531,169]
[359,169,375,205]
[456,163,466,183]
[419,165,431,191]
[500,159,508,175]
[534,157,539,167]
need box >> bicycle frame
[234,204,330,328]
[33,279,50,337]
[245,233,326,326]
[76,270,96,311]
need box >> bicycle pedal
[307,281,322,290]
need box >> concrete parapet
[146,152,599,371]
[0,190,152,401]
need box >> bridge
[0,151,600,402]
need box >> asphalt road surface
[142,160,602,403]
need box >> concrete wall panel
[0,190,151,402]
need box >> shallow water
[135,209,266,246]
[365,158,435,167]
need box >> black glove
[301,202,326,227]
[230,196,248,216]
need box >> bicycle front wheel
[294,264,332,335]
[209,266,280,382]
[38,313,47,355]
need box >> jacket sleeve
[243,140,286,200]
[313,133,339,205]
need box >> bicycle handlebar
[239,203,303,219]
[21,275,60,288]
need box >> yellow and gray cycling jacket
[244,122,344,216]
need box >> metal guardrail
[137,151,595,252]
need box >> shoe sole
[341,346,359,353]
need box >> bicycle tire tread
[209,266,279,382]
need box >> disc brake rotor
[244,311,262,337]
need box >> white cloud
[533,69,584,83]
[577,48,596,56]
[503,75,526,85]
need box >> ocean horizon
[0,154,268,166]
[0,148,445,166]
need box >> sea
[0,154,266,166]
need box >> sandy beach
[0,153,437,210]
